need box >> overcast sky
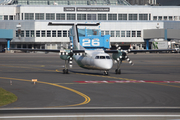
[157,0,180,6]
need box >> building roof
[5,0,131,5]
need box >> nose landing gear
[63,60,69,74]
[103,71,109,75]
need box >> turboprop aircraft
[10,22,178,75]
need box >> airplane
[10,22,178,75]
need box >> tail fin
[71,24,85,50]
[48,22,100,50]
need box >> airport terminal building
[0,0,180,50]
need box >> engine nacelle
[112,51,126,61]
[60,55,70,60]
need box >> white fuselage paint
[73,50,113,71]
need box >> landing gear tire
[63,69,68,74]
[65,69,68,74]
[115,69,121,74]
[103,71,109,76]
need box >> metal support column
[7,39,11,51]
[146,39,149,50]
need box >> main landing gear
[115,60,122,74]
[63,60,68,74]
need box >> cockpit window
[95,56,99,59]
[100,56,105,59]
[106,56,110,59]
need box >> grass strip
[0,88,17,107]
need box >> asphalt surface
[0,52,180,119]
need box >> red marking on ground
[75,80,180,83]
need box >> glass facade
[11,0,130,5]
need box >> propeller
[115,44,134,66]
[69,42,73,68]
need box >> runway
[0,53,180,119]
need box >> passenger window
[95,56,99,59]
[100,56,105,59]
[106,56,110,59]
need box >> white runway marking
[1,115,180,119]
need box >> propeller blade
[69,42,73,68]
[126,56,134,66]
[69,57,73,68]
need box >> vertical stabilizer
[72,24,85,50]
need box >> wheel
[115,69,118,74]
[63,69,65,74]
[118,69,121,74]
[65,69,68,74]
[103,71,109,76]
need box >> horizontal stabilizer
[10,48,85,54]
[48,22,100,26]
[105,50,119,53]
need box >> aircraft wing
[105,49,178,53]
[10,48,60,52]
[10,48,85,53]
[129,49,178,53]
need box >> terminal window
[105,31,109,35]
[25,13,34,20]
[169,16,173,20]
[47,31,51,37]
[63,30,67,37]
[129,14,137,20]
[52,31,56,37]
[121,31,125,37]
[35,13,44,20]
[58,31,62,37]
[118,14,127,20]
[36,31,40,37]
[132,31,136,37]
[126,31,130,37]
[98,14,106,20]
[21,31,24,37]
[46,13,55,20]
[111,31,115,37]
[101,31,104,36]
[137,31,141,37]
[153,16,157,20]
[116,31,120,37]
[41,31,46,37]
[26,31,29,37]
[4,15,8,20]
[77,14,86,20]
[158,16,162,20]
[67,14,76,20]
[16,31,18,37]
[139,14,148,20]
[0,15,2,20]
[108,14,117,20]
[31,30,34,37]
[87,14,96,20]
[164,16,167,20]
[56,13,65,20]
[9,15,13,20]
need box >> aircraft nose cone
[98,59,113,70]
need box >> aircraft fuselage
[73,50,113,71]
